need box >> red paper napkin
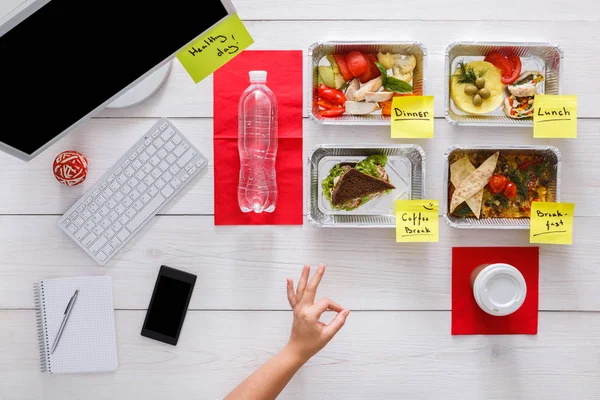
[213,50,303,225]
[452,247,539,335]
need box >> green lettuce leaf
[322,163,346,202]
[355,155,388,178]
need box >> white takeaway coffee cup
[470,263,527,316]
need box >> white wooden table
[1,2,600,399]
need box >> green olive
[464,85,478,95]
[472,94,483,106]
[478,88,491,99]
[475,77,486,89]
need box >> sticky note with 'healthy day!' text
[391,96,434,138]
[533,95,577,138]
[176,13,254,84]
[530,202,575,245]
[395,200,439,242]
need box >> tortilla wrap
[450,152,499,213]
[450,156,483,218]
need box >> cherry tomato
[503,182,517,199]
[345,51,369,78]
[488,174,508,194]
[333,54,354,82]
[504,55,522,84]
[319,108,345,118]
[318,86,346,105]
[318,98,344,110]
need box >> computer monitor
[0,0,235,161]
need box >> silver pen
[50,289,79,355]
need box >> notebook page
[42,276,118,374]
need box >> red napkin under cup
[452,246,539,335]
[213,50,303,225]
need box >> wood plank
[97,20,600,118]
[235,0,600,22]
[0,215,598,311]
[0,118,597,216]
[1,310,598,399]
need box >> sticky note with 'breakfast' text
[176,13,254,83]
[530,202,574,245]
[391,96,434,138]
[395,200,439,242]
[533,95,577,138]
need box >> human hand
[285,264,350,363]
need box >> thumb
[323,309,350,340]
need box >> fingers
[295,265,310,303]
[303,263,325,305]
[323,309,350,340]
[286,278,296,309]
[313,297,344,315]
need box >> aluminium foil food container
[308,41,427,125]
[307,144,426,228]
[443,145,562,229]
[445,41,563,127]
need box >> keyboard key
[74,217,85,227]
[159,160,169,171]
[157,148,167,159]
[155,179,166,189]
[67,224,78,234]
[92,189,101,197]
[110,237,121,248]
[115,167,123,175]
[82,233,97,248]
[139,153,150,163]
[117,175,127,184]
[141,193,151,203]
[123,197,133,208]
[137,182,148,193]
[84,197,93,205]
[100,219,111,229]
[113,192,124,202]
[169,165,180,175]
[142,163,153,174]
[130,190,141,200]
[107,199,117,209]
[105,229,115,238]
[171,178,182,189]
[161,127,175,140]
[117,229,130,241]
[128,178,139,188]
[132,159,143,170]
[189,166,197,175]
[61,218,71,227]
[112,222,123,232]
[90,236,108,254]
[152,129,161,138]
[133,200,144,211]
[126,208,136,218]
[107,175,116,183]
[100,182,108,190]
[69,211,78,220]
[82,210,92,219]
[181,173,190,182]
[177,149,196,167]
[172,134,182,144]
[96,196,106,206]
[122,159,130,168]
[96,251,107,262]
[110,181,121,191]
[163,172,173,182]
[93,225,104,236]
[118,214,130,224]
[174,143,188,157]
[155,138,165,149]
[137,145,145,154]
[120,184,131,195]
[102,244,115,255]
[146,145,157,155]
[164,141,175,152]
[148,186,159,197]
[144,137,153,145]
[196,160,205,168]
[108,211,119,221]
[89,203,99,213]
[126,195,165,232]
[115,204,126,214]
[103,188,114,199]
[99,206,110,216]
[93,213,102,223]
[185,163,193,172]
[77,204,85,212]
[135,170,146,180]
[74,227,89,241]
[166,153,177,165]
[150,155,160,166]
[125,167,135,177]
[144,176,155,186]
[129,153,137,161]
[161,185,175,198]
[151,168,162,179]
[160,122,169,131]
[84,220,96,230]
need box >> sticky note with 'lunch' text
[391,96,434,138]
[530,202,574,245]
[176,13,254,84]
[533,95,577,138]
[395,200,439,242]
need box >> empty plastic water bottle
[238,71,278,213]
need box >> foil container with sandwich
[308,144,426,228]
[443,145,562,229]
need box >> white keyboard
[58,118,208,265]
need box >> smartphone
[141,265,197,345]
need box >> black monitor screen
[0,0,228,155]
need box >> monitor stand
[105,60,173,110]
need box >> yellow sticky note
[176,13,254,83]
[530,202,575,245]
[395,200,439,242]
[391,96,434,138]
[533,95,577,138]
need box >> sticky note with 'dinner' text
[395,200,439,243]
[176,13,254,83]
[533,95,577,138]
[530,202,575,245]
[391,96,434,138]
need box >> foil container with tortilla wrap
[307,144,426,228]
[445,41,563,127]
[443,145,562,229]
[308,41,427,126]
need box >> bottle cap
[472,263,527,316]
[249,71,267,82]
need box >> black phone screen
[141,266,196,345]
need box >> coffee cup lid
[473,263,527,316]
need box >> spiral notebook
[34,276,118,374]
